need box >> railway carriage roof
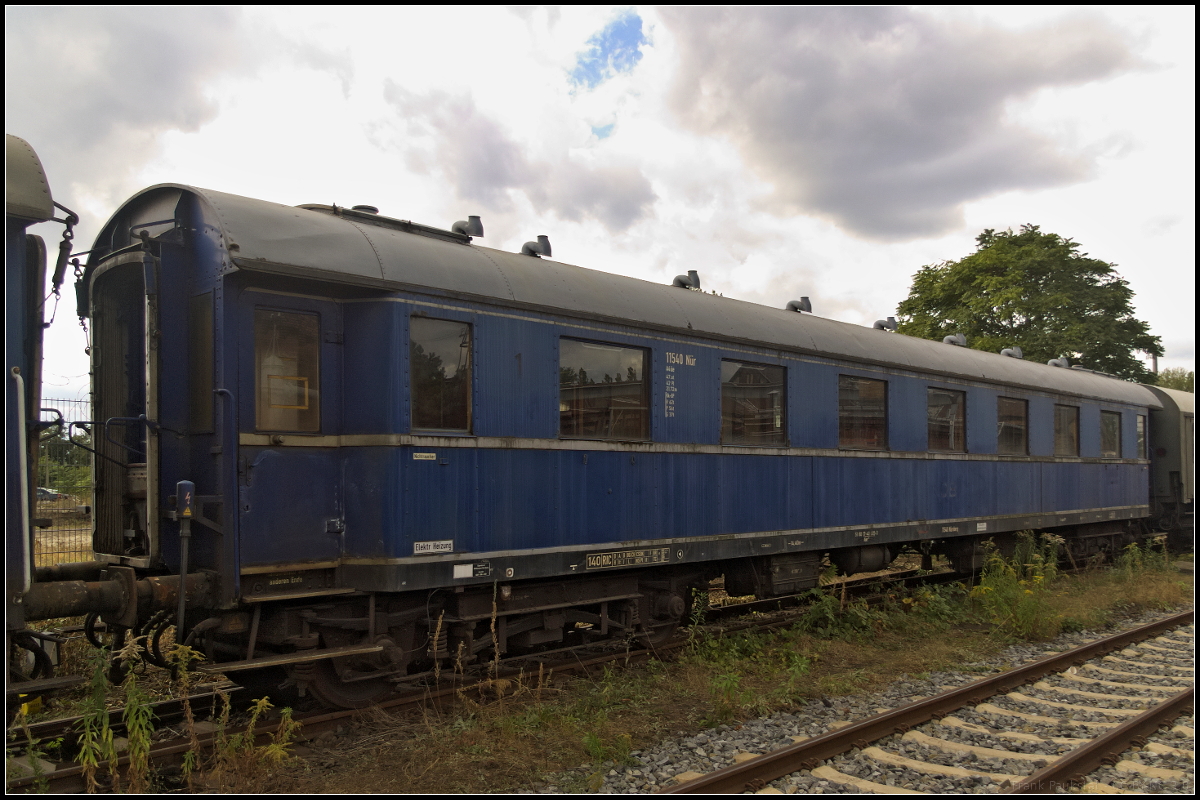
[5,134,54,222]
[1145,386,1194,415]
[95,185,1160,408]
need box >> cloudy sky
[7,6,1194,401]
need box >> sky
[6,6,1194,403]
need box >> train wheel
[636,591,686,648]
[301,659,392,709]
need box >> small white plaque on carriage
[414,539,453,554]
[453,561,492,579]
[976,522,989,532]
[413,452,436,460]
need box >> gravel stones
[527,609,1193,794]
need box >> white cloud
[8,5,1193,402]
[659,7,1139,240]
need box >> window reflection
[255,309,320,432]
[410,317,471,432]
[190,293,214,433]
[559,339,648,440]
[1100,411,1121,458]
[1054,404,1079,457]
[721,360,785,446]
[997,397,1028,455]
[927,388,966,453]
[839,375,887,450]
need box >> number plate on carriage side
[585,547,671,570]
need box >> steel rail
[13,681,237,751]
[1005,686,1194,794]
[661,609,1194,793]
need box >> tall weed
[75,649,118,793]
[706,672,750,725]
[795,591,880,638]
[1117,540,1171,577]
[204,694,301,791]
[970,533,1062,640]
[115,637,155,793]
[170,644,206,788]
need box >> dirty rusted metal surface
[21,571,214,623]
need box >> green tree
[1154,368,1194,392]
[896,225,1162,382]
[38,427,92,498]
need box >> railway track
[3,566,946,793]
[661,610,1194,794]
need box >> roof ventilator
[1000,346,1023,359]
[351,205,379,214]
[943,333,967,347]
[522,235,551,258]
[786,297,812,313]
[451,216,484,238]
[673,270,701,290]
[873,316,897,331]
[1047,357,1070,368]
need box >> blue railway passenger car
[10,178,1189,708]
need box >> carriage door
[90,252,160,564]
[238,297,343,569]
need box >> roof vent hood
[873,316,897,331]
[786,297,812,313]
[452,216,484,238]
[522,235,551,258]
[1000,346,1023,359]
[351,205,379,214]
[943,333,967,347]
[1047,357,1070,368]
[673,270,701,290]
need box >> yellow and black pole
[175,480,195,643]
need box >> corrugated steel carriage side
[57,183,1169,705]
[77,185,1163,577]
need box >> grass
[257,547,1188,795]
[10,542,1189,794]
[970,535,1190,641]
[1049,542,1190,634]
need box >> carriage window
[838,375,887,450]
[927,388,966,453]
[1054,404,1079,456]
[721,360,786,446]
[559,339,648,440]
[1100,411,1121,458]
[1136,415,1147,458]
[410,317,472,432]
[255,309,320,432]
[997,397,1027,455]
[189,293,214,433]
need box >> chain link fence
[36,398,94,565]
